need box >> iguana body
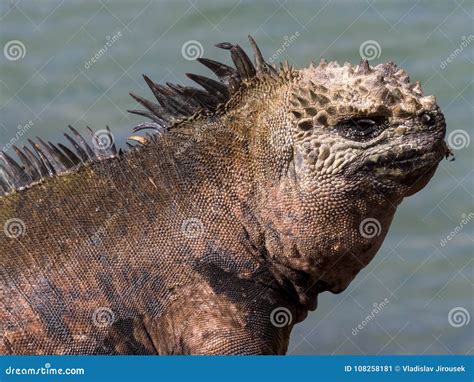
[0,37,449,354]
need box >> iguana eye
[335,116,388,142]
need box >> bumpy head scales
[288,58,448,197]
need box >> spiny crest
[0,36,278,196]
[128,35,280,136]
[0,126,117,195]
[288,59,436,130]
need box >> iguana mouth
[352,138,448,196]
[362,147,443,173]
[358,128,448,173]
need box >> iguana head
[289,59,447,200]
[254,56,449,302]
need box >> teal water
[0,1,472,354]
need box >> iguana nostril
[421,112,435,127]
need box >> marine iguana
[0,36,450,355]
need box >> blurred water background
[0,0,472,354]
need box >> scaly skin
[0,38,448,354]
